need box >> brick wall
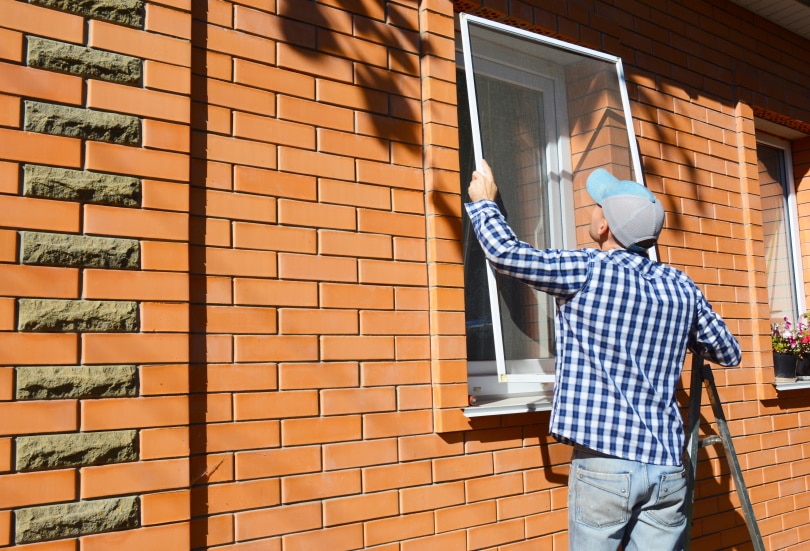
[0,0,809,549]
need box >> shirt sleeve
[464,200,589,298]
[688,288,742,367]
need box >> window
[758,134,805,323]
[456,15,646,415]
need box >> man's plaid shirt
[466,200,741,466]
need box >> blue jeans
[568,448,688,551]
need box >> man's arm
[689,292,742,367]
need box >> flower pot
[773,352,797,382]
[798,356,810,380]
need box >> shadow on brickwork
[188,1,210,549]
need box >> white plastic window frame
[458,14,646,416]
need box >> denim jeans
[568,448,688,551]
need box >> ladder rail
[683,354,765,551]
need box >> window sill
[463,394,552,417]
[773,377,810,391]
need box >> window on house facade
[757,134,805,323]
[456,14,646,416]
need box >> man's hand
[467,159,498,203]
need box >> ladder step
[698,435,722,447]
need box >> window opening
[457,14,646,415]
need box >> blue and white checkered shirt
[466,200,741,466]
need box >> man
[465,160,741,550]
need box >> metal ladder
[683,353,765,551]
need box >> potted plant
[772,316,799,382]
[796,314,810,380]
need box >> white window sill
[464,394,552,417]
[773,377,810,391]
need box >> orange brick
[194,305,276,334]
[234,165,317,200]
[365,511,434,547]
[278,146,355,180]
[144,60,191,94]
[394,236,427,262]
[0,93,20,128]
[0,161,19,195]
[0,60,85,103]
[89,20,190,66]
[357,160,423,190]
[205,363,278,393]
[233,111,314,149]
[278,253,358,282]
[0,508,8,546]
[364,410,432,439]
[318,230,392,259]
[401,481,465,514]
[0,437,10,472]
[205,189,277,223]
[0,0,84,42]
[316,77,388,114]
[82,522,190,551]
[466,472,523,503]
[142,489,191,525]
[143,119,190,152]
[191,275,232,304]
[233,58,315,98]
[0,470,76,508]
[0,263,79,298]
[195,247,277,278]
[202,478,281,515]
[145,2,191,39]
[359,259,428,286]
[277,42,352,82]
[399,432,464,461]
[140,427,190,460]
[236,445,321,481]
[468,517,525,549]
[0,333,78,366]
[362,461,432,493]
[360,311,429,335]
[233,222,315,253]
[281,416,361,446]
[142,179,189,212]
[199,420,280,453]
[317,128,389,161]
[278,362,359,390]
[278,199,355,230]
[82,457,188,499]
[84,269,188,301]
[140,363,190,395]
[396,335,429,360]
[0,128,81,168]
[82,396,188,431]
[323,438,398,471]
[142,241,189,272]
[395,287,430,310]
[360,361,430,386]
[88,80,189,123]
[283,525,363,551]
[281,469,361,504]
[236,502,321,541]
[321,387,396,416]
[401,531,467,551]
[200,133,277,169]
[499,492,552,521]
[433,453,494,483]
[88,331,187,370]
[279,308,358,335]
[358,209,426,238]
[234,390,318,420]
[235,335,318,362]
[321,335,394,361]
[320,283,393,310]
[323,490,399,527]
[356,112,421,146]
[1,195,81,233]
[205,23,276,65]
[318,178,391,210]
[0,400,78,436]
[234,279,318,306]
[86,142,188,181]
[85,204,188,240]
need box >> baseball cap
[586,168,664,252]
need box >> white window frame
[458,14,646,416]
[758,132,806,320]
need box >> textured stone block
[28,0,144,28]
[15,496,139,543]
[16,430,137,471]
[28,37,142,85]
[16,365,138,400]
[24,101,140,145]
[18,299,138,332]
[24,164,141,206]
[21,232,140,269]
